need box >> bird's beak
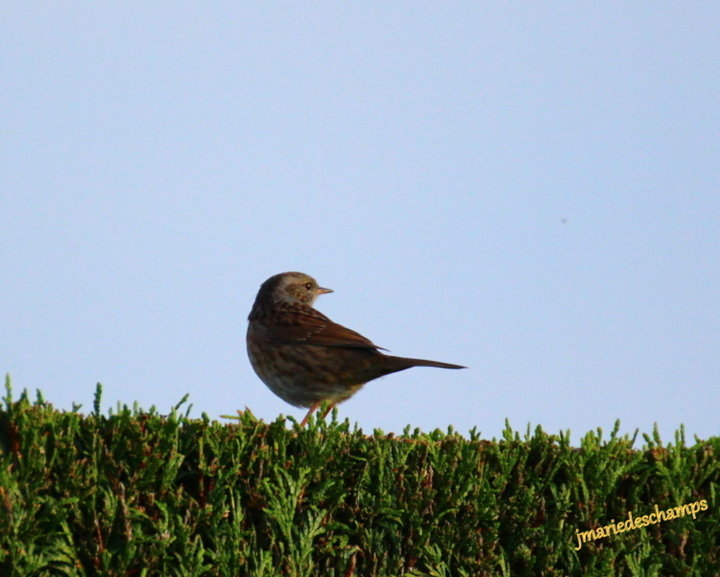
[317,287,333,296]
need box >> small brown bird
[247,272,465,425]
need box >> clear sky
[3,3,719,443]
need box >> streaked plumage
[247,272,465,424]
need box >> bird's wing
[266,307,384,350]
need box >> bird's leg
[318,402,337,420]
[300,401,321,427]
[299,400,336,426]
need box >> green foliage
[1,376,718,577]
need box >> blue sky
[2,3,719,443]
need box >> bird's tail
[389,356,466,370]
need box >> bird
[246,271,465,425]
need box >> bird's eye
[304,282,313,291]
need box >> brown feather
[264,303,385,350]
[246,271,465,423]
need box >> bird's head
[256,271,332,309]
